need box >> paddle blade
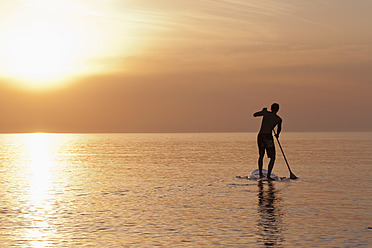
[289,172,298,180]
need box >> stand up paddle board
[236,169,280,181]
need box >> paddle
[273,130,298,179]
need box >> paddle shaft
[273,130,297,178]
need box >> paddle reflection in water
[256,181,284,247]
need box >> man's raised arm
[253,107,267,117]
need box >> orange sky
[0,0,371,133]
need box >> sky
[0,0,371,133]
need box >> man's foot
[259,173,264,178]
[267,177,274,181]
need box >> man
[253,103,282,180]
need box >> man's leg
[267,157,275,180]
[257,134,265,178]
[266,140,276,180]
[258,155,264,177]
[258,151,264,178]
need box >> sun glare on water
[21,133,59,247]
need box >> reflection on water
[18,133,59,247]
[26,133,55,204]
[0,132,370,247]
[257,181,284,247]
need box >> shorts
[257,133,276,158]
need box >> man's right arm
[275,122,282,138]
[253,108,267,117]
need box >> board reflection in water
[256,181,284,247]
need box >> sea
[0,132,371,247]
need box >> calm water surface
[0,132,371,247]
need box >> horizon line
[0,130,371,135]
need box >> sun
[2,26,77,87]
[0,8,96,90]
[0,1,140,90]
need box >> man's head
[271,103,279,113]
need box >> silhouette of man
[253,103,282,180]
